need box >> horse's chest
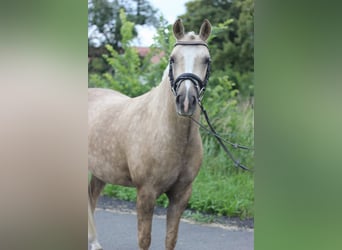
[147,143,199,176]
[126,126,202,188]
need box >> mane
[161,65,170,82]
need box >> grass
[190,158,254,218]
[102,100,254,219]
[182,210,216,224]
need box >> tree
[179,0,254,96]
[125,0,159,26]
[88,0,159,49]
[88,0,160,76]
[89,9,158,97]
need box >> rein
[190,102,253,172]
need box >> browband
[174,41,209,49]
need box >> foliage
[125,0,159,26]
[88,0,159,49]
[88,0,118,47]
[200,73,254,164]
[179,0,254,96]
[139,16,175,88]
[191,150,254,218]
[89,9,153,97]
[182,210,215,224]
[89,12,176,97]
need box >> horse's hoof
[90,240,103,250]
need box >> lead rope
[190,102,253,172]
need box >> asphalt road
[90,196,254,250]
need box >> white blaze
[183,48,195,113]
[184,48,196,73]
[183,81,191,113]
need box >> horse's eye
[204,57,211,64]
[170,57,175,63]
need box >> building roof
[134,47,165,64]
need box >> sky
[133,0,190,46]
[150,0,189,24]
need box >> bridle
[168,41,211,101]
[168,41,252,172]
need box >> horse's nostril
[192,96,196,105]
[176,95,181,104]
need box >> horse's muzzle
[175,92,197,117]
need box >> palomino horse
[88,19,212,250]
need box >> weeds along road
[90,196,254,250]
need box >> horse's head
[169,19,212,117]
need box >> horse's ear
[173,19,185,40]
[199,19,211,42]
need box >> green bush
[89,12,173,97]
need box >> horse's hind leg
[89,175,106,213]
[88,198,102,250]
[88,175,106,250]
[165,184,193,250]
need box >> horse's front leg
[136,187,156,250]
[165,184,192,250]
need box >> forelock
[183,32,200,41]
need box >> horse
[88,19,212,250]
